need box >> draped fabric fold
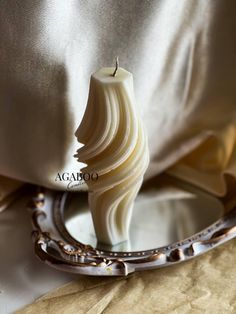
[0,0,236,196]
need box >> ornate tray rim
[29,187,236,276]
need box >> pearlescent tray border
[29,187,236,276]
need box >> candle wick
[112,57,119,77]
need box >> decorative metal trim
[29,187,236,276]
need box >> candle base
[89,196,134,246]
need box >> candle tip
[112,56,119,77]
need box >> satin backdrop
[0,0,236,195]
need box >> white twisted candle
[75,67,149,245]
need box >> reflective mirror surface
[64,181,224,252]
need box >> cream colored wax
[75,67,149,245]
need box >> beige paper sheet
[18,239,236,314]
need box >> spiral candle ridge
[75,68,149,245]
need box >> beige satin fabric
[0,0,236,195]
[0,176,23,211]
[168,124,236,196]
